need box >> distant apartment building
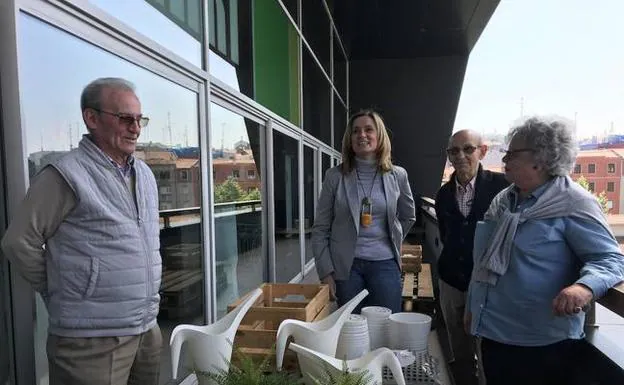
[137,145,201,210]
[213,153,260,192]
[572,149,624,214]
[175,158,200,208]
[28,150,68,177]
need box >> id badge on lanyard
[361,197,373,227]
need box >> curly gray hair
[506,116,577,176]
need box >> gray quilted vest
[45,136,161,337]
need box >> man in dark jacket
[435,129,508,385]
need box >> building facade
[572,149,624,214]
[0,1,501,384]
[0,1,344,383]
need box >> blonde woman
[312,110,416,313]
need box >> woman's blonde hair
[341,110,393,174]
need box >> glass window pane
[170,0,186,21]
[283,0,298,24]
[322,152,331,179]
[304,146,316,263]
[303,48,331,144]
[187,0,201,33]
[18,13,203,384]
[208,0,217,47]
[209,0,300,126]
[302,0,331,74]
[210,103,266,317]
[334,93,347,150]
[89,0,202,67]
[216,0,228,54]
[274,132,301,282]
[333,34,347,101]
[229,0,239,63]
[253,0,301,125]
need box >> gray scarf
[474,175,612,285]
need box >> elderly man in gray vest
[2,78,162,385]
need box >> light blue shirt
[468,180,624,346]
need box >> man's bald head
[449,129,484,148]
[446,129,488,185]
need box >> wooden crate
[228,283,331,371]
[401,263,435,315]
[228,283,330,329]
[159,269,203,320]
[401,243,422,257]
[163,243,202,270]
[401,254,422,273]
[235,303,332,371]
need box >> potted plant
[308,361,374,385]
[195,346,302,385]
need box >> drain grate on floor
[382,351,443,385]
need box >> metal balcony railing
[158,199,262,228]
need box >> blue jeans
[335,258,402,314]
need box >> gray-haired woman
[465,116,624,385]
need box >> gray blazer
[312,164,416,280]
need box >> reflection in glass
[0,138,8,385]
[19,13,202,384]
[274,132,301,282]
[88,0,202,67]
[282,0,299,24]
[210,103,266,317]
[254,0,301,125]
[0,261,10,385]
[208,0,301,126]
[303,48,331,144]
[304,146,316,263]
[302,0,331,74]
[334,93,347,150]
[207,0,253,96]
[322,153,332,179]
[333,34,347,102]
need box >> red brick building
[213,153,260,192]
[136,147,202,210]
[440,145,624,214]
[572,149,624,214]
[175,158,201,208]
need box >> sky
[22,0,624,155]
[454,0,624,140]
[19,3,248,156]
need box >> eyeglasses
[446,145,480,157]
[500,148,534,159]
[91,108,150,128]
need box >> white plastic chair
[289,342,407,385]
[169,288,263,384]
[275,289,368,370]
